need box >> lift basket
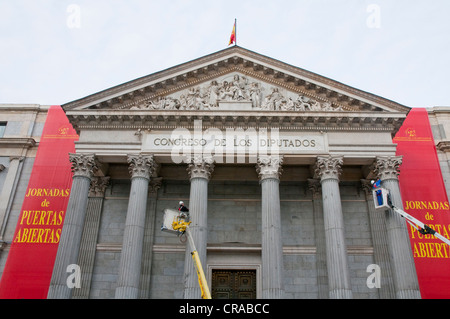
[373,188,390,210]
[161,208,186,235]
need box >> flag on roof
[229,20,236,46]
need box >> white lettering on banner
[141,120,327,163]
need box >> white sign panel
[142,123,327,163]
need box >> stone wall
[87,176,381,299]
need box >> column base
[47,284,72,299]
[329,289,353,299]
[262,288,285,299]
[115,286,139,299]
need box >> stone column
[183,156,214,299]
[139,177,162,299]
[308,179,328,299]
[48,153,97,299]
[374,156,421,299]
[361,179,396,299]
[314,156,353,299]
[73,176,110,299]
[256,155,285,299]
[115,154,156,299]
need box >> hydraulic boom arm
[373,186,450,246]
[391,206,450,246]
[172,218,212,299]
[185,227,212,300]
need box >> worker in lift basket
[178,201,189,218]
[371,179,383,206]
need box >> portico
[48,46,420,299]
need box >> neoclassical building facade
[2,47,449,299]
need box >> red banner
[0,105,78,299]
[394,108,450,299]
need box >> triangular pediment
[63,46,409,114]
[128,70,343,112]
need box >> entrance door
[211,269,257,299]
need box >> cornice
[0,137,36,149]
[0,104,50,112]
[62,46,410,114]
[66,109,406,134]
[231,47,409,113]
[63,47,244,110]
[437,141,450,152]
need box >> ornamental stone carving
[127,154,156,180]
[360,179,374,197]
[256,155,284,181]
[130,73,343,112]
[374,156,403,181]
[69,153,98,179]
[149,177,163,194]
[186,156,215,181]
[314,156,344,181]
[307,178,322,198]
[89,176,110,197]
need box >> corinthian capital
[360,179,374,196]
[149,177,163,194]
[307,178,322,198]
[127,154,156,180]
[256,155,283,181]
[374,156,403,181]
[89,176,111,197]
[187,155,215,181]
[314,156,343,181]
[69,153,98,179]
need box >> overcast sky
[1,0,449,108]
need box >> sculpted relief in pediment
[130,72,342,112]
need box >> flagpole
[235,18,237,46]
